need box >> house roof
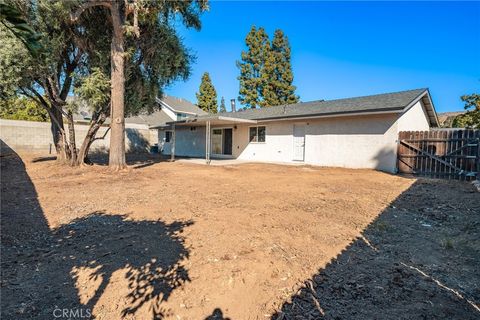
[125,111,173,127]
[166,88,439,127]
[68,95,205,127]
[158,95,207,115]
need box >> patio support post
[206,120,211,164]
[171,122,175,161]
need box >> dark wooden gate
[397,130,480,180]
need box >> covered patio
[163,115,257,164]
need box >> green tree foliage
[0,0,204,166]
[196,72,217,113]
[237,26,299,108]
[74,68,111,113]
[0,96,48,121]
[261,29,299,107]
[71,0,208,169]
[0,2,41,56]
[237,26,270,108]
[0,0,85,164]
[219,96,226,113]
[452,93,480,128]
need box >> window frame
[249,126,266,143]
[165,130,172,143]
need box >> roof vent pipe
[230,99,236,112]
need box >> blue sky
[166,1,480,113]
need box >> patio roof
[151,115,257,129]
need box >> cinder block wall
[0,119,156,154]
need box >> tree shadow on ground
[273,179,480,319]
[204,308,231,320]
[1,142,192,319]
[87,151,166,169]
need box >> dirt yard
[1,152,479,320]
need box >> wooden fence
[397,130,480,181]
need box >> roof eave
[253,108,404,122]
[400,89,439,127]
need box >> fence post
[477,135,480,181]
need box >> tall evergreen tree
[219,96,226,113]
[261,29,299,107]
[237,26,270,108]
[196,72,218,113]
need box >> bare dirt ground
[1,151,479,320]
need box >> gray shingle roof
[203,88,428,121]
[68,94,205,127]
[125,111,173,126]
[160,95,207,115]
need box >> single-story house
[152,88,439,173]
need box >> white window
[249,126,266,143]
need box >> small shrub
[375,221,388,232]
[441,238,454,250]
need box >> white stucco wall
[304,114,399,171]
[233,114,400,172]
[234,122,294,162]
[160,100,432,173]
[397,100,430,131]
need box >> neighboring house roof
[125,111,174,127]
[158,95,208,115]
[68,95,205,128]
[165,89,439,127]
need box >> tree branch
[70,1,112,22]
[40,78,69,118]
[19,87,48,109]
[60,49,82,100]
[93,126,110,141]
[20,87,65,134]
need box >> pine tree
[237,26,270,108]
[219,96,227,113]
[261,29,299,107]
[196,72,218,113]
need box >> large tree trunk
[49,106,68,163]
[108,2,126,170]
[66,111,77,165]
[77,110,108,166]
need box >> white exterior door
[293,124,305,161]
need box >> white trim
[217,116,257,123]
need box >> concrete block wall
[0,119,156,154]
